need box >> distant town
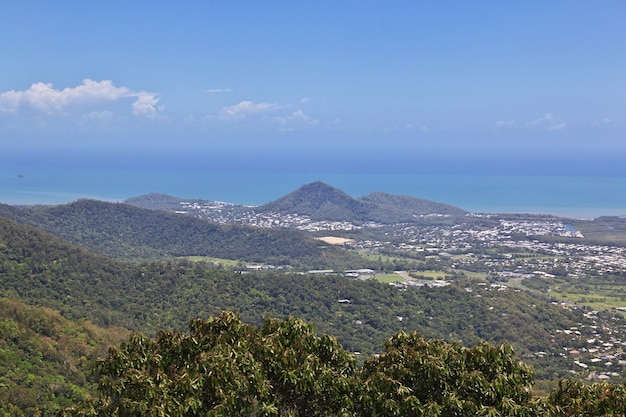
[173,199,626,281]
[125,188,626,382]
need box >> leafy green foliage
[359,332,535,416]
[1,213,622,384]
[253,181,467,223]
[538,379,626,416]
[256,316,357,416]
[3,190,626,414]
[63,312,357,417]
[0,298,129,416]
[0,200,361,268]
[61,313,626,416]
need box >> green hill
[123,192,195,210]
[258,181,369,222]
[2,215,625,385]
[0,200,360,268]
[0,298,129,416]
[125,181,469,225]
[238,181,469,223]
[360,191,467,221]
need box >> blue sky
[1,2,625,169]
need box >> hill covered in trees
[1,214,625,384]
[126,181,468,224]
[2,212,626,414]
[0,298,129,416]
[0,200,361,268]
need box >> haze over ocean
[1,149,624,219]
[2,4,625,219]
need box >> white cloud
[218,100,278,120]
[0,79,162,117]
[494,113,567,131]
[274,109,318,126]
[526,113,567,130]
[207,99,321,132]
[495,120,517,128]
[0,90,22,112]
[83,110,114,121]
[205,88,233,93]
[549,122,567,131]
[527,112,554,127]
[592,117,613,127]
[132,92,164,118]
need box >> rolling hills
[125,181,468,224]
[1,214,625,385]
[2,180,626,415]
[0,199,361,268]
[0,181,472,270]
[0,297,129,415]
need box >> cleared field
[410,270,448,280]
[456,270,488,280]
[548,288,626,310]
[523,275,626,313]
[316,236,354,245]
[359,252,412,263]
[372,273,406,283]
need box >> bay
[0,151,626,219]
[1,165,624,219]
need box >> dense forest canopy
[1,191,626,415]
[0,298,129,416]
[0,200,361,267]
[60,312,626,416]
[1,214,616,382]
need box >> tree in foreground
[61,311,356,416]
[537,379,626,416]
[61,311,626,416]
[358,331,535,416]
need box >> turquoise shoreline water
[1,148,624,219]
[1,167,624,220]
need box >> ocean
[1,149,625,219]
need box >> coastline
[1,169,624,220]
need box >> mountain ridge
[0,199,360,267]
[257,181,369,222]
[125,181,468,224]
[2,212,623,385]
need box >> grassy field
[372,273,405,283]
[520,273,626,314]
[410,270,449,280]
[359,252,414,263]
[547,287,626,310]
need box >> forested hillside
[62,312,626,417]
[359,191,467,220]
[1,215,623,384]
[2,214,626,414]
[258,181,370,222]
[0,200,361,268]
[0,298,129,416]
[126,181,468,224]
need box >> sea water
[1,150,624,219]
